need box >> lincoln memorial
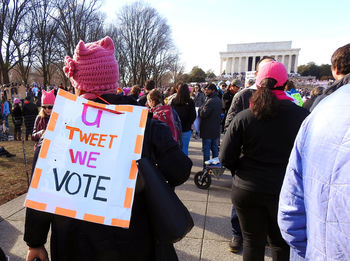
[220,41,300,74]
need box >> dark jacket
[138,93,148,106]
[224,87,256,130]
[192,92,206,107]
[12,104,23,126]
[199,92,221,139]
[302,96,317,111]
[310,73,350,111]
[171,99,196,132]
[221,90,235,113]
[219,100,309,195]
[24,93,192,261]
[23,101,38,131]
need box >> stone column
[231,57,235,74]
[225,58,230,74]
[246,56,249,72]
[238,57,242,74]
[220,58,223,74]
[294,54,299,73]
[252,56,256,71]
[288,54,292,73]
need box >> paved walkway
[0,138,273,260]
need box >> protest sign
[25,89,148,228]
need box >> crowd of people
[1,37,349,261]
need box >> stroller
[194,157,226,189]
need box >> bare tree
[0,0,31,84]
[115,2,178,86]
[12,4,35,85]
[29,0,60,87]
[52,0,104,58]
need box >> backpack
[150,105,182,147]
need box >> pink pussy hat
[63,36,119,99]
[41,90,56,105]
[256,61,288,88]
[13,98,20,104]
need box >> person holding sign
[24,36,192,261]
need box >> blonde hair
[39,108,46,118]
[147,89,163,106]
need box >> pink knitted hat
[63,36,119,98]
[13,98,20,104]
[42,90,56,105]
[256,61,288,88]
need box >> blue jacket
[1,101,10,115]
[278,84,350,260]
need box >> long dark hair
[173,83,191,105]
[250,78,280,120]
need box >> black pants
[232,186,289,261]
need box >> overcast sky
[101,0,350,74]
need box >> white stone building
[220,41,300,74]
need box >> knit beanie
[256,61,288,88]
[41,90,56,105]
[13,98,20,104]
[63,36,119,99]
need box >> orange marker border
[39,139,51,159]
[128,160,138,180]
[55,207,77,218]
[115,105,133,112]
[124,188,134,209]
[25,200,47,211]
[83,213,105,224]
[47,111,59,132]
[87,100,107,109]
[139,109,148,128]
[111,218,130,228]
[30,168,42,189]
[58,89,77,101]
[134,135,143,154]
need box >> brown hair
[130,85,141,96]
[173,83,191,105]
[310,86,324,97]
[144,79,156,91]
[331,43,350,75]
[250,78,280,120]
[147,89,163,106]
[284,80,295,91]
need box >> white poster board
[25,89,149,228]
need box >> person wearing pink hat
[219,61,309,261]
[11,97,23,140]
[24,36,192,261]
[32,89,55,149]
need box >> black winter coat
[199,92,221,139]
[224,87,256,130]
[12,104,23,126]
[22,101,38,131]
[221,90,235,113]
[24,94,192,261]
[310,73,350,111]
[220,100,309,195]
[172,99,196,132]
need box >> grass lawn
[0,140,35,205]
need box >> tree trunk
[1,68,10,84]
